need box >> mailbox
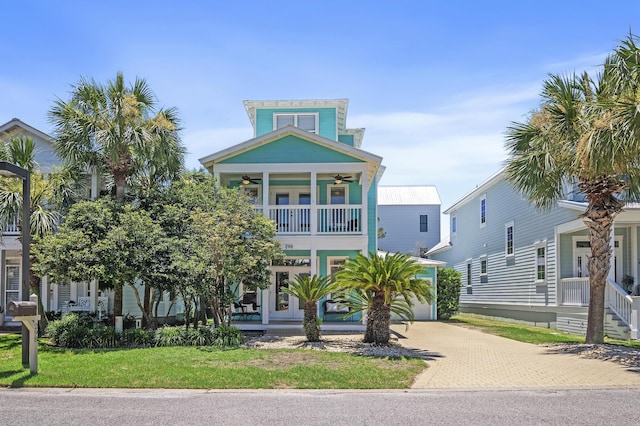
[7,300,37,317]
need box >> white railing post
[630,296,640,340]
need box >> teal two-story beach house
[199,99,385,330]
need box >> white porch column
[608,224,616,281]
[361,170,368,237]
[311,247,317,276]
[90,279,98,310]
[262,172,269,219]
[630,296,640,340]
[41,276,49,311]
[310,172,317,236]
[91,166,99,200]
[51,280,59,312]
[261,290,270,325]
[632,225,638,293]
[70,282,78,303]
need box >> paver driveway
[390,322,640,390]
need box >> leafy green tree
[1,135,81,329]
[504,34,640,344]
[436,268,462,320]
[283,274,338,341]
[335,252,433,344]
[48,71,185,316]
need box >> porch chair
[232,292,261,320]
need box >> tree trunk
[142,284,151,328]
[303,301,320,342]
[365,293,391,344]
[128,283,152,327]
[581,177,624,344]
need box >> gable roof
[426,236,452,256]
[443,168,506,214]
[0,118,53,142]
[199,125,383,186]
[378,185,441,206]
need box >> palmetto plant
[504,34,640,344]
[283,274,338,342]
[335,252,433,345]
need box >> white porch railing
[606,279,633,329]
[559,277,640,339]
[558,277,590,306]
[3,214,20,234]
[266,205,362,234]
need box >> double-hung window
[505,221,514,257]
[274,113,318,133]
[535,242,546,281]
[419,215,428,232]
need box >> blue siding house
[429,168,640,340]
[377,185,441,257]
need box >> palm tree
[0,135,81,329]
[504,34,640,344]
[334,252,433,344]
[48,72,184,316]
[282,274,338,342]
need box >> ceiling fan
[241,175,262,185]
[333,174,353,184]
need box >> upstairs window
[505,221,514,257]
[452,216,457,234]
[480,195,487,227]
[274,113,318,133]
[535,243,546,281]
[419,215,428,232]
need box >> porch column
[361,169,368,237]
[262,172,269,219]
[91,166,99,200]
[41,276,49,311]
[90,279,98,310]
[608,224,616,281]
[632,225,638,293]
[70,282,78,303]
[51,279,59,311]
[310,172,317,236]
[630,296,640,340]
[261,290,269,325]
[311,247,317,276]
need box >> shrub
[437,268,463,320]
[184,327,214,346]
[46,313,91,348]
[155,326,185,347]
[87,326,121,349]
[212,325,244,348]
[123,328,154,347]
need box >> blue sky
[2,1,639,235]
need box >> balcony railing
[266,205,362,234]
[558,277,590,306]
[2,214,20,235]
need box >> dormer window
[274,113,318,133]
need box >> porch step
[604,309,631,340]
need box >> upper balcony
[215,169,371,237]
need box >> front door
[270,266,308,320]
[574,238,623,281]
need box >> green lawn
[451,313,640,348]
[0,334,425,389]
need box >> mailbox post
[7,296,39,374]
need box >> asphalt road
[1,388,638,425]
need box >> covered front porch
[555,210,640,339]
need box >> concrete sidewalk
[390,322,640,390]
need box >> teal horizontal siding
[220,135,363,164]
[256,107,337,140]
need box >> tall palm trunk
[582,178,624,344]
